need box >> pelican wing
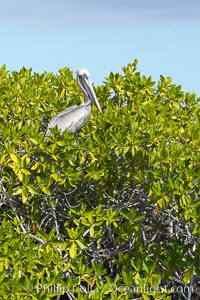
[46,103,91,135]
[47,105,78,129]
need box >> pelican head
[77,69,102,112]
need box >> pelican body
[46,69,102,135]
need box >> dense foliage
[0,61,199,299]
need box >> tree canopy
[0,60,199,299]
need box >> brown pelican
[46,69,102,135]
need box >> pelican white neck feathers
[46,69,102,135]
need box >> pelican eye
[82,73,89,80]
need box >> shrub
[0,61,199,299]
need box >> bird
[46,68,102,136]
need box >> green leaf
[122,270,131,286]
[89,226,95,237]
[21,168,31,175]
[191,200,200,208]
[50,173,62,182]
[56,140,65,146]
[21,189,28,203]
[10,153,19,164]
[12,187,24,196]
[41,187,51,195]
[69,243,77,259]
[29,138,39,145]
[76,239,88,249]
[37,268,45,280]
[27,185,38,195]
[183,269,193,284]
[192,128,199,140]
[31,162,40,170]
[17,170,24,182]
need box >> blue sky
[1,0,200,95]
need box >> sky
[0,0,200,95]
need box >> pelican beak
[79,74,102,112]
[86,79,102,112]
